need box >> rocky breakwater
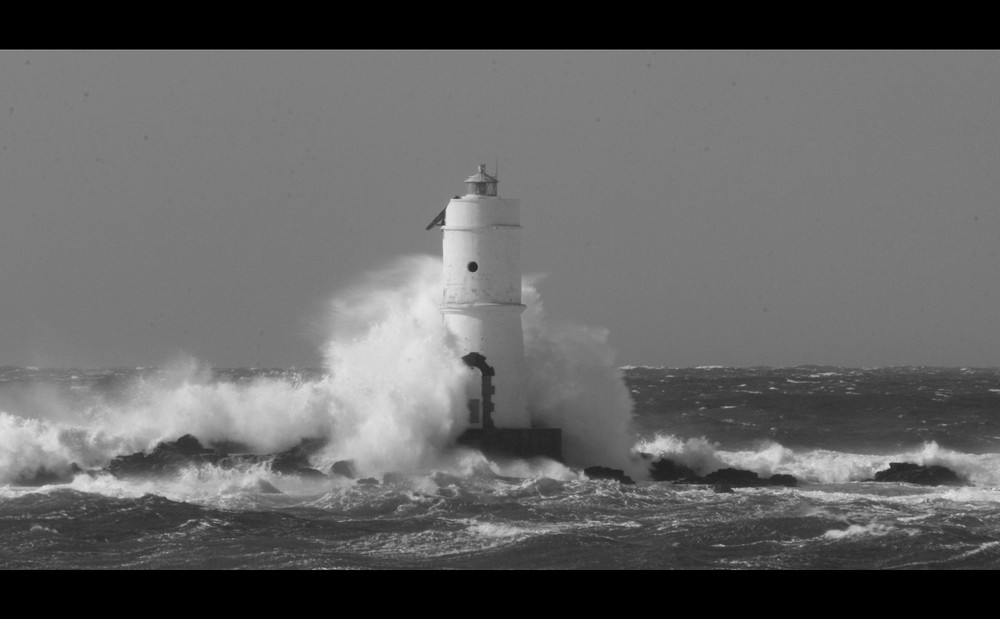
[643,455,798,492]
[869,462,966,486]
[643,455,967,490]
[105,434,333,479]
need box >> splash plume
[0,255,639,483]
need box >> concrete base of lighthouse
[456,428,563,462]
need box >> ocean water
[2,256,1000,569]
[2,364,1000,570]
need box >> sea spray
[521,274,642,478]
[912,441,1000,487]
[0,254,642,484]
[318,258,641,476]
[0,361,337,485]
[90,256,471,476]
[103,358,333,455]
[0,414,92,485]
[317,255,471,474]
[633,434,728,476]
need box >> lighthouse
[427,165,561,460]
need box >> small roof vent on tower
[465,163,498,197]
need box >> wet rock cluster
[869,461,964,486]
[14,465,82,487]
[644,455,799,491]
[642,454,967,489]
[105,434,353,481]
[583,466,635,484]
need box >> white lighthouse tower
[433,164,529,429]
[427,165,560,459]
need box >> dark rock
[207,439,253,455]
[713,483,734,493]
[108,435,225,478]
[269,458,321,476]
[13,464,79,486]
[217,454,269,469]
[704,468,760,486]
[584,466,635,485]
[356,477,379,486]
[873,462,965,486]
[330,460,356,479]
[106,434,333,480]
[767,473,798,487]
[270,437,329,477]
[164,434,212,456]
[648,458,697,481]
[672,466,799,489]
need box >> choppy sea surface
[3,365,1000,569]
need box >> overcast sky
[0,50,997,369]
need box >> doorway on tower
[462,352,495,430]
[454,347,562,462]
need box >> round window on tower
[467,261,479,273]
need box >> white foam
[822,522,895,539]
[467,521,532,539]
[522,273,642,478]
[29,524,59,535]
